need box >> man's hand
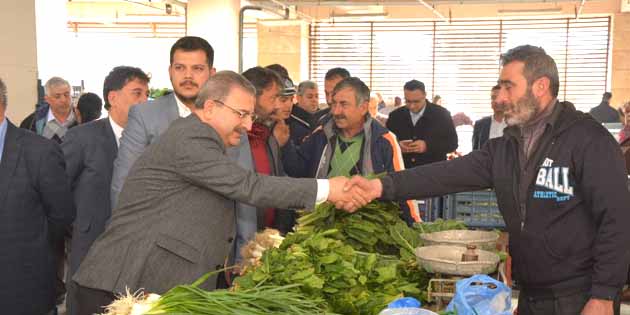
[327,177,371,212]
[273,120,290,147]
[581,298,613,315]
[344,176,383,201]
[407,140,427,153]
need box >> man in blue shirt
[0,108,6,162]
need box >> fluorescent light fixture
[332,12,388,18]
[497,8,563,16]
[331,12,389,21]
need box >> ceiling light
[497,8,564,16]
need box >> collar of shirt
[109,116,124,147]
[489,116,508,140]
[174,94,191,118]
[409,104,427,125]
[47,107,76,126]
[0,117,7,164]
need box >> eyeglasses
[213,100,257,121]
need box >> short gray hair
[332,77,370,106]
[297,80,317,96]
[194,70,256,109]
[45,76,70,95]
[0,78,7,108]
[500,45,559,98]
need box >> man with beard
[345,45,630,315]
[110,36,216,207]
[281,77,419,224]
[472,85,507,150]
[241,67,290,232]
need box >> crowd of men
[1,35,629,315]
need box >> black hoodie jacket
[380,101,630,299]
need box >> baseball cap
[280,77,296,96]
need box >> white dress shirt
[409,105,427,126]
[175,94,191,118]
[489,116,508,140]
[109,116,124,148]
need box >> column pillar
[611,11,630,106]
[187,0,240,72]
[1,0,38,124]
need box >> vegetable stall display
[235,201,467,315]
[101,201,468,315]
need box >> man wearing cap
[241,66,291,233]
[268,70,299,233]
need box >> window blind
[310,17,611,119]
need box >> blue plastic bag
[446,274,511,315]
[379,297,439,315]
[388,297,422,308]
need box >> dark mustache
[179,80,198,87]
[333,115,346,120]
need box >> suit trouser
[69,281,116,315]
[518,288,620,315]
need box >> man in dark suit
[589,92,619,124]
[72,71,369,315]
[62,66,150,315]
[472,85,507,150]
[0,78,75,315]
[386,80,458,168]
[111,36,217,207]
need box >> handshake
[325,176,384,213]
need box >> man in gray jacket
[110,36,260,272]
[110,36,216,207]
[71,71,369,315]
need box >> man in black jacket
[288,80,319,144]
[472,85,507,150]
[0,78,75,315]
[347,45,630,315]
[386,80,458,168]
[589,92,619,124]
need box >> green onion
[146,272,333,315]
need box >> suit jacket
[74,114,317,294]
[0,121,75,315]
[61,118,118,279]
[110,94,179,208]
[589,102,620,124]
[386,102,458,168]
[109,93,258,264]
[472,116,491,150]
